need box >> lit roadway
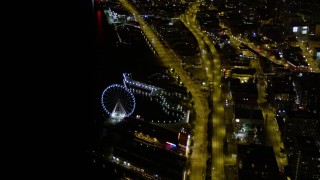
[118,0,209,179]
[221,22,320,73]
[180,2,226,180]
[252,53,288,172]
[297,40,320,73]
[222,21,288,172]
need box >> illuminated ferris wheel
[101,84,136,122]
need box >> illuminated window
[303,26,308,29]
[293,27,298,32]
[302,30,307,34]
[316,53,320,60]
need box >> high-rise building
[237,144,283,180]
[292,73,320,113]
[283,111,320,156]
[291,136,320,180]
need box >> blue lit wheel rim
[101,84,136,118]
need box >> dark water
[89,4,173,179]
[93,6,165,121]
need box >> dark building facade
[292,73,320,114]
[291,136,320,180]
[237,144,283,180]
[283,111,320,157]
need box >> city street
[118,0,210,179]
[225,29,289,171]
[181,3,226,180]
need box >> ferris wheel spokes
[111,101,128,120]
[101,84,136,123]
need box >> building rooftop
[268,76,293,94]
[117,117,180,144]
[235,107,264,120]
[230,79,258,94]
[237,144,281,180]
[287,110,319,120]
[296,136,320,158]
